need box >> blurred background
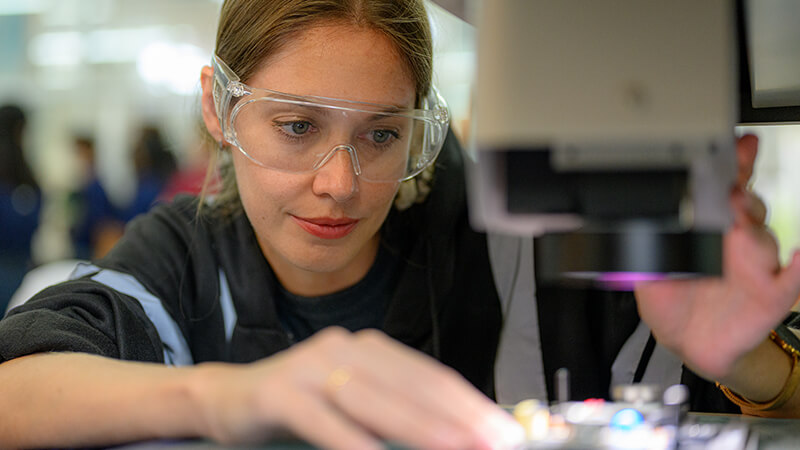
[0,0,798,311]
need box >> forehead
[246,24,416,109]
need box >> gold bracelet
[717,330,800,412]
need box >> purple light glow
[597,272,668,283]
[596,272,669,291]
[562,272,697,290]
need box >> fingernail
[484,413,525,449]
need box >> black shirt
[275,245,401,343]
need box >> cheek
[233,157,298,220]
[362,183,400,220]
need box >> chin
[292,245,360,273]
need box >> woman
[1,1,799,449]
[0,2,518,448]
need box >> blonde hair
[204,0,435,218]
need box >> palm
[636,228,797,380]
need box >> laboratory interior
[2,1,799,298]
[1,0,800,448]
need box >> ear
[200,65,224,143]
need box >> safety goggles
[211,55,450,183]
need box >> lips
[291,215,359,239]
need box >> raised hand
[635,135,800,382]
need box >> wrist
[716,329,800,413]
[135,364,213,440]
[187,361,273,444]
[186,362,235,440]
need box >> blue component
[610,408,644,431]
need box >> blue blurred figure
[69,126,177,260]
[69,135,124,260]
[121,125,177,221]
[0,104,41,312]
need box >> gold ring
[326,366,352,394]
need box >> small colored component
[609,408,645,431]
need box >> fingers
[725,225,780,285]
[731,134,767,225]
[736,134,759,188]
[731,134,765,226]
[727,227,800,319]
[344,330,522,445]
[731,187,768,226]
[328,368,473,449]
[301,328,524,449]
[281,390,383,450]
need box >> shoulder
[109,196,202,258]
[97,196,226,304]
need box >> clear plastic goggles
[211,55,450,183]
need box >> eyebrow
[269,101,332,117]
[365,112,409,123]
[368,102,415,114]
[267,94,416,123]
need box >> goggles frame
[210,54,450,182]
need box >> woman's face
[231,24,415,295]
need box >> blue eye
[371,130,398,144]
[285,121,311,135]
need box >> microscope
[467,0,800,289]
[463,0,800,447]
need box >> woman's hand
[194,327,524,450]
[635,135,800,382]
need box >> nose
[312,145,359,202]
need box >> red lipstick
[291,216,358,239]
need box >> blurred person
[69,135,125,260]
[0,104,41,312]
[72,127,179,260]
[121,125,178,221]
[159,133,219,202]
